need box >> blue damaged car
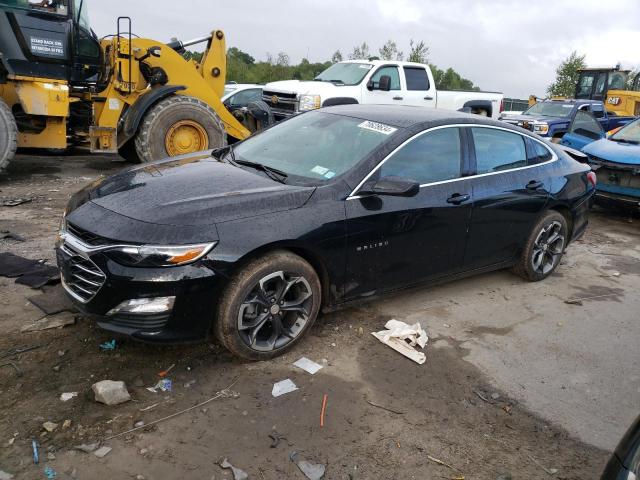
[561,110,640,210]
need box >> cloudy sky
[89,0,640,98]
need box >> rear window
[403,67,430,91]
[471,128,527,173]
[527,139,553,165]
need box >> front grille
[60,242,106,303]
[262,90,298,117]
[66,222,113,246]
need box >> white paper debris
[60,392,78,402]
[371,319,428,365]
[272,379,298,397]
[293,357,323,375]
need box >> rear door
[560,110,605,150]
[345,126,472,298]
[464,126,553,270]
[401,66,437,108]
[361,65,404,105]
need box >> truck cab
[262,60,503,120]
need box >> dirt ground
[1,151,638,479]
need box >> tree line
[184,40,481,91]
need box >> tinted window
[370,66,401,90]
[471,128,527,174]
[229,88,262,106]
[527,139,553,165]
[591,103,605,119]
[569,110,603,140]
[380,128,461,184]
[404,67,430,91]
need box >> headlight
[298,94,321,111]
[533,123,549,134]
[106,242,217,267]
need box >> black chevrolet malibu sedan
[56,105,595,360]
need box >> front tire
[0,98,17,171]
[513,211,568,281]
[134,95,226,163]
[215,251,321,361]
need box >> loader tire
[134,95,226,163]
[0,99,17,171]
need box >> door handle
[424,96,434,100]
[446,193,470,205]
[526,180,543,190]
[393,96,403,100]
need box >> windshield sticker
[311,165,329,175]
[358,121,397,135]
[562,105,573,108]
[324,171,336,179]
[359,64,373,69]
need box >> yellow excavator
[0,0,263,171]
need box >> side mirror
[378,75,391,92]
[359,176,420,197]
[367,75,392,92]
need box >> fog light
[107,296,175,316]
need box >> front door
[345,126,472,298]
[560,110,605,151]
[361,65,403,105]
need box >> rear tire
[513,210,568,281]
[134,95,226,163]
[0,99,17,171]
[215,251,322,361]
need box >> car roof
[321,104,512,130]
[340,59,430,68]
[224,84,262,89]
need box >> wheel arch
[547,204,574,240]
[223,241,332,307]
[322,97,359,107]
[118,85,185,147]
[462,99,492,117]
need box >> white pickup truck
[262,60,504,120]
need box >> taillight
[500,98,504,113]
[587,171,597,187]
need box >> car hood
[82,153,315,226]
[501,114,566,124]
[264,79,343,96]
[583,138,640,166]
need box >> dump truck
[0,0,261,171]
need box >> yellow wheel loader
[0,0,262,171]
[575,67,640,117]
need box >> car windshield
[314,63,373,86]
[523,102,574,117]
[611,118,640,144]
[231,111,397,183]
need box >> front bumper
[56,232,224,343]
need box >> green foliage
[379,40,403,61]
[348,42,371,60]
[182,41,480,90]
[407,39,429,64]
[547,51,587,97]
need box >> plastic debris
[219,458,248,480]
[147,378,172,393]
[99,339,116,351]
[0,469,15,480]
[272,379,298,397]
[371,319,428,364]
[42,422,58,433]
[2,198,31,207]
[21,313,75,332]
[60,392,78,402]
[94,446,112,458]
[158,363,175,377]
[74,443,98,453]
[92,380,131,405]
[293,357,323,375]
[289,451,326,480]
[43,466,56,479]
[32,440,39,464]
